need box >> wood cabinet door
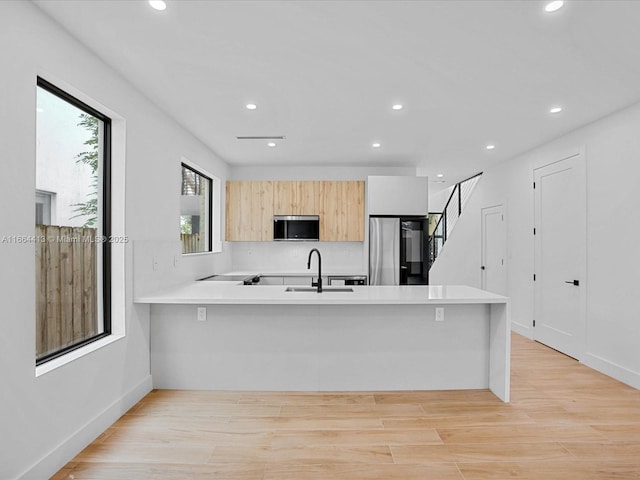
[250,181,273,241]
[225,181,244,241]
[318,181,364,242]
[226,181,273,241]
[273,181,318,215]
[320,181,343,241]
[297,180,319,215]
[273,181,294,215]
[344,180,365,241]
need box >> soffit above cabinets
[368,176,428,216]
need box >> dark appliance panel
[400,219,428,285]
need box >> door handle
[481,266,485,270]
[565,280,580,286]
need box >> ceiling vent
[236,136,286,140]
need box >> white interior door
[481,205,506,294]
[534,152,586,359]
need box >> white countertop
[135,282,508,305]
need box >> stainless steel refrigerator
[369,216,429,285]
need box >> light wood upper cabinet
[320,181,364,241]
[226,180,364,242]
[273,180,319,215]
[273,181,294,215]
[319,181,341,241]
[345,180,365,241]
[226,181,273,241]
[298,180,320,215]
[251,181,274,240]
[225,181,242,241]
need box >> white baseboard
[582,353,640,391]
[510,326,639,391]
[511,321,531,339]
[19,375,153,480]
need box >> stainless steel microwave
[273,215,320,241]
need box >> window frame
[35,76,112,366]
[180,162,213,254]
[35,190,54,225]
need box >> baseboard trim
[18,375,153,480]
[582,353,640,390]
[511,321,531,339]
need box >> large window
[180,163,212,254]
[35,77,111,364]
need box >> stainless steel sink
[285,287,354,293]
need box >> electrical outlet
[435,307,445,322]
[152,257,159,271]
[174,255,180,268]
[197,307,207,322]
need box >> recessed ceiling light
[550,106,563,114]
[436,174,444,178]
[392,104,403,110]
[372,143,381,148]
[246,103,257,110]
[486,144,496,150]
[545,1,564,13]
[267,142,276,147]
[148,0,167,11]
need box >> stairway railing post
[443,209,447,243]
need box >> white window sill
[35,333,125,377]
[181,250,222,257]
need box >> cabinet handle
[565,280,580,286]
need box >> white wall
[429,185,454,213]
[430,100,640,389]
[229,166,416,274]
[0,2,230,479]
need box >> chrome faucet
[307,248,322,293]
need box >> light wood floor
[53,334,640,479]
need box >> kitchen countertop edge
[135,283,508,306]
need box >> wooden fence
[181,233,202,254]
[35,225,98,360]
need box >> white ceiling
[34,0,640,186]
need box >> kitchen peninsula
[136,282,511,402]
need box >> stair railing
[428,172,482,269]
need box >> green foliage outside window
[71,113,98,227]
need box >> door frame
[533,148,587,360]
[481,204,507,294]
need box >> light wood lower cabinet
[226,180,364,242]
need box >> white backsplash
[231,241,367,274]
[133,240,232,298]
